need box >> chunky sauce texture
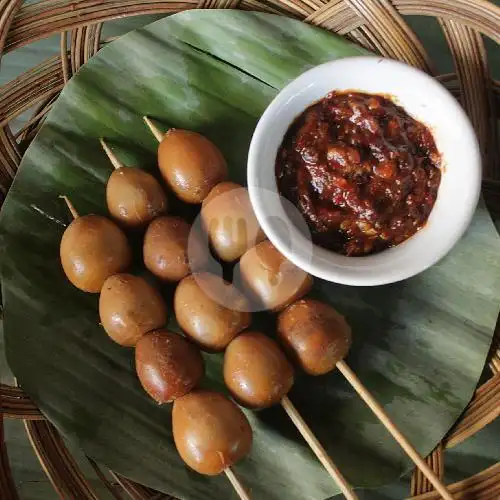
[276,91,442,256]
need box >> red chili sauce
[276,91,442,256]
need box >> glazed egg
[106,167,168,228]
[172,389,253,475]
[135,329,204,403]
[224,331,294,409]
[143,215,207,282]
[60,214,131,293]
[158,129,227,204]
[174,272,251,351]
[238,240,313,311]
[277,299,352,375]
[99,273,167,346]
[201,182,265,262]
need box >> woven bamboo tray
[0,0,499,498]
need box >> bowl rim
[247,56,481,286]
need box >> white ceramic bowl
[247,56,481,286]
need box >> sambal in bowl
[247,57,481,286]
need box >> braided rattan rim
[1,0,499,498]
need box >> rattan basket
[1,0,499,498]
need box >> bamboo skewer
[336,360,453,500]
[277,297,455,499]
[281,395,358,500]
[99,134,252,500]
[143,115,164,142]
[224,467,252,500]
[59,195,79,219]
[224,331,357,499]
[86,119,449,500]
[99,138,124,170]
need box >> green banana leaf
[1,11,499,500]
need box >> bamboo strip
[0,0,497,54]
[410,462,500,500]
[444,373,500,448]
[0,0,21,56]
[60,31,70,82]
[439,18,493,176]
[1,382,44,419]
[0,419,19,500]
[0,126,19,185]
[14,101,54,140]
[86,458,124,500]
[25,419,99,499]
[345,0,431,70]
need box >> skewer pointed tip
[59,195,79,220]
[143,116,164,143]
[99,138,124,170]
